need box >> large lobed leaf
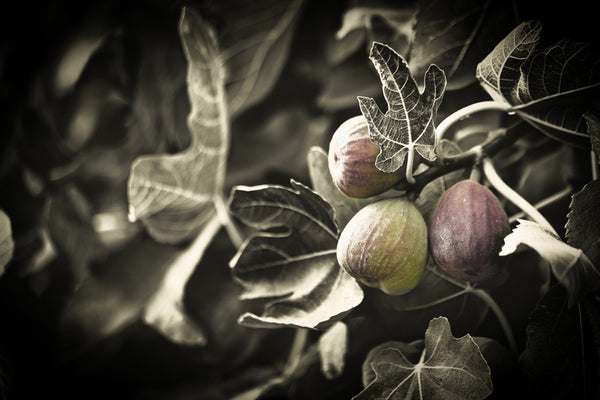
[127,7,227,245]
[228,180,363,330]
[355,317,492,400]
[476,20,600,147]
[358,42,446,174]
[126,7,228,344]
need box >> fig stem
[471,288,518,353]
[435,101,512,144]
[591,151,598,181]
[482,158,558,236]
[284,328,309,376]
[405,146,416,184]
[396,121,524,192]
[214,192,244,248]
[509,185,573,223]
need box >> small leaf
[565,179,600,267]
[358,42,446,173]
[318,321,348,380]
[356,316,492,400]
[127,8,227,244]
[500,219,600,306]
[219,0,304,117]
[228,180,363,329]
[0,210,14,276]
[477,21,600,147]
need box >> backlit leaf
[500,219,600,306]
[565,179,600,267]
[409,0,514,90]
[218,0,304,118]
[476,21,600,147]
[228,180,363,330]
[355,316,492,400]
[358,42,446,173]
[0,209,13,276]
[127,8,227,244]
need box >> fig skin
[336,197,428,295]
[328,115,403,198]
[429,180,510,282]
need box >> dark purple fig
[429,180,510,282]
[328,116,403,198]
[337,197,428,295]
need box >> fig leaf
[565,179,600,267]
[358,42,446,173]
[500,219,600,306]
[228,180,363,330]
[355,316,492,400]
[127,8,227,245]
[476,20,600,147]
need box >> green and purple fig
[429,180,510,282]
[328,115,403,198]
[336,197,428,295]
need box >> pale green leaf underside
[500,219,600,305]
[355,317,492,400]
[127,7,228,244]
[358,42,446,173]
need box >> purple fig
[337,197,428,295]
[328,116,404,198]
[429,180,510,282]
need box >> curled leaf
[228,180,363,330]
[500,219,600,306]
[356,316,492,400]
[358,42,446,173]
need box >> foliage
[1,0,599,399]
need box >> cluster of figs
[328,116,511,295]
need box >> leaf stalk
[482,158,557,235]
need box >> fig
[336,197,428,295]
[328,115,403,198]
[429,180,510,282]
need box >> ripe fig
[429,180,510,282]
[336,197,428,295]
[328,115,403,198]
